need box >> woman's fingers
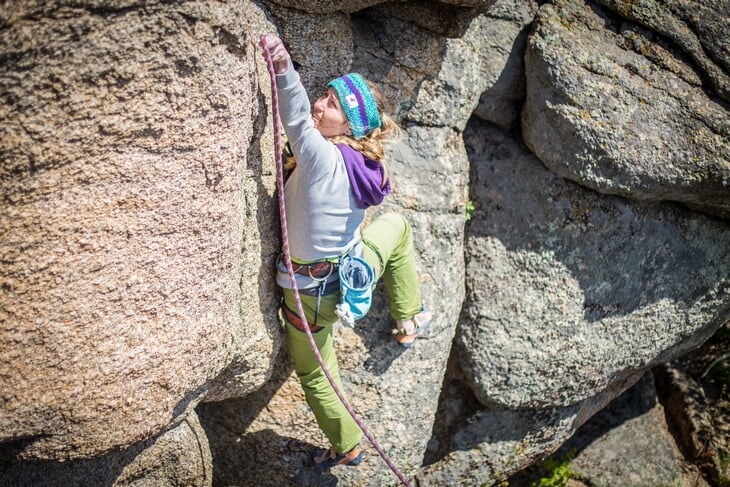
[261,32,280,48]
[261,33,291,74]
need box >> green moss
[531,452,576,487]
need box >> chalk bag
[335,255,375,327]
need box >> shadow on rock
[198,347,339,486]
[358,287,410,376]
[507,372,658,486]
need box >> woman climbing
[261,33,432,469]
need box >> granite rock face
[595,0,730,102]
[461,120,730,411]
[0,0,281,464]
[0,411,212,487]
[522,0,730,219]
[429,119,729,484]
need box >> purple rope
[259,36,411,487]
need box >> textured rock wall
[1,0,728,485]
[0,411,212,487]
[523,0,730,218]
[0,0,281,479]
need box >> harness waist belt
[292,261,337,279]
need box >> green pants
[282,212,422,454]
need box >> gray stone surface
[404,0,536,131]
[655,343,730,487]
[0,411,212,487]
[461,119,730,411]
[507,372,709,487]
[418,362,645,485]
[566,373,690,487]
[472,0,537,128]
[523,0,730,219]
[418,118,730,483]
[595,0,730,102]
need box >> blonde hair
[285,79,401,188]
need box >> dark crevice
[422,342,483,467]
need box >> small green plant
[531,452,576,487]
[465,200,475,221]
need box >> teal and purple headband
[327,73,382,140]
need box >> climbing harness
[259,35,411,487]
[276,254,338,327]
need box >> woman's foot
[312,446,363,469]
[393,308,432,348]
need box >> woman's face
[312,88,351,137]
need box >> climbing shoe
[313,446,363,469]
[393,307,432,348]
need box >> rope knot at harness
[258,35,411,487]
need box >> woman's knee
[370,211,410,237]
[383,211,408,228]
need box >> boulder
[462,118,729,411]
[595,0,730,102]
[507,372,708,487]
[403,0,536,131]
[564,373,692,487]
[0,411,212,487]
[0,1,281,460]
[472,0,537,128]
[522,0,730,219]
[655,328,730,486]
[424,118,730,483]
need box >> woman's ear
[345,125,352,136]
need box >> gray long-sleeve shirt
[274,66,365,283]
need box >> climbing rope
[259,35,411,487]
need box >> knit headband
[327,73,382,140]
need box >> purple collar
[337,144,391,209]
